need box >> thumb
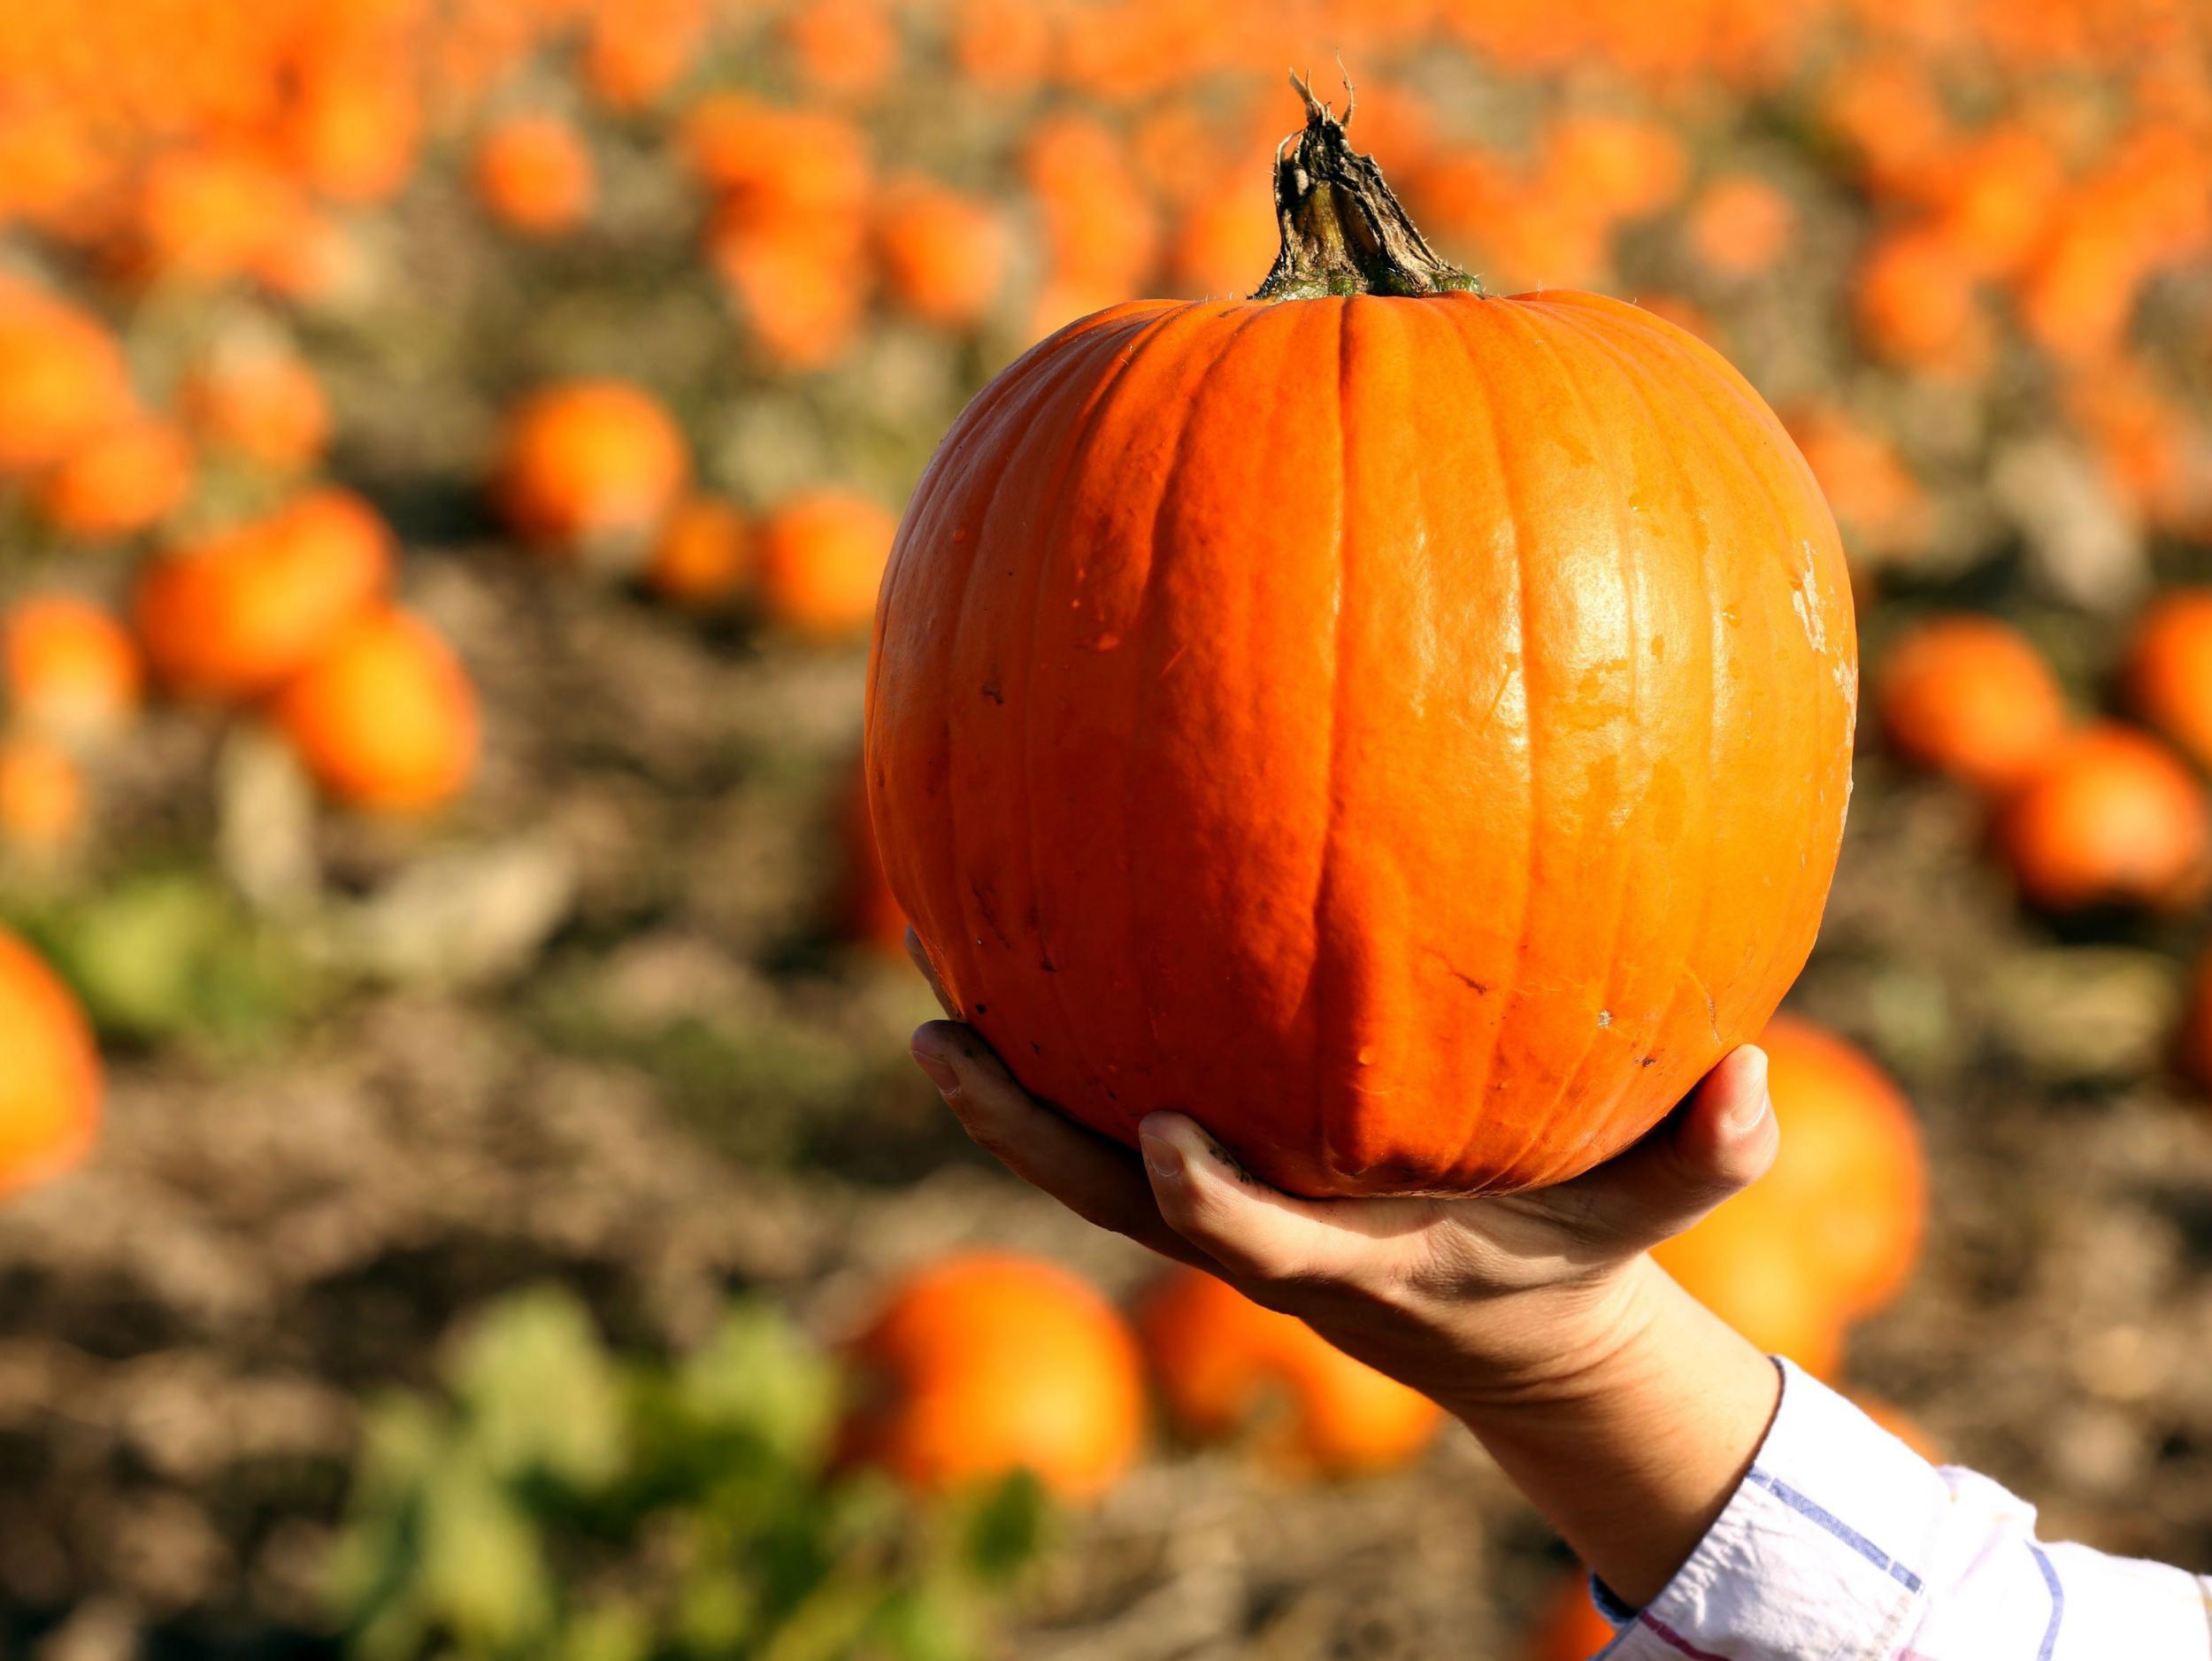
[1555,1045,1779,1252]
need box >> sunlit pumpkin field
[3,0,2212,1655]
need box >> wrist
[1425,1254,1671,1422]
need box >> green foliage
[12,867,318,1048]
[329,1287,1047,1661]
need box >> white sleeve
[1582,1362,2212,1659]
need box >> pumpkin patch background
[0,0,2210,1656]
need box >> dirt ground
[8,539,2212,1661]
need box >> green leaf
[674,1301,840,1466]
[418,1458,555,1650]
[447,1287,626,1489]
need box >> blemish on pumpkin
[1355,1046,1376,1065]
[980,673,1004,704]
[973,1002,987,1014]
[1638,1055,1658,1067]
[1040,957,1058,973]
[1030,1041,1041,1055]
[1596,1009,1612,1027]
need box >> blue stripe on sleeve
[1744,1467,1925,1594]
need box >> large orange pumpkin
[1653,1014,1924,1339]
[839,1251,1144,1501]
[1137,1267,1442,1476]
[866,91,1857,1197]
[0,928,100,1196]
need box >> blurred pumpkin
[0,928,99,1195]
[646,496,753,609]
[0,286,135,476]
[1997,724,2209,911]
[781,0,898,104]
[757,490,895,640]
[472,116,594,236]
[491,381,688,558]
[1786,404,1928,564]
[270,608,480,814]
[127,142,304,287]
[0,736,84,851]
[1538,112,1686,223]
[3,596,142,744]
[135,489,393,702]
[840,1251,1144,1500]
[181,340,331,473]
[1877,615,2068,794]
[1686,173,1796,279]
[1653,1216,1847,1380]
[874,176,1009,329]
[583,0,702,110]
[34,413,193,539]
[1138,1267,1442,1477]
[1655,1016,1925,1367]
[1525,1573,1618,1661]
[1854,227,1987,377]
[2123,589,2212,770]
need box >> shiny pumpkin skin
[868,288,1857,1198]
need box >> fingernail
[1722,1050,1771,1140]
[910,1049,960,1096]
[1138,1127,1185,1183]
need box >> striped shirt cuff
[1601,1359,1947,1660]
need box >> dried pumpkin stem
[1253,69,1483,302]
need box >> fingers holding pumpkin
[1135,1111,1396,1293]
[909,1020,1217,1272]
[1549,1045,1778,1254]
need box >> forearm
[1435,1257,1780,1606]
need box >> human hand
[901,930,1778,1420]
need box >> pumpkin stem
[1253,69,1482,302]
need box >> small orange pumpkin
[2123,589,2212,771]
[472,116,595,236]
[1877,615,2069,794]
[34,414,194,539]
[270,608,480,814]
[646,496,753,608]
[0,927,100,1196]
[134,489,393,702]
[874,176,1009,329]
[757,490,895,641]
[1686,173,1796,279]
[0,736,85,852]
[491,381,688,558]
[1997,723,2209,912]
[3,596,142,744]
[1137,1267,1442,1477]
[0,285,135,477]
[840,1251,1145,1500]
[181,340,331,473]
